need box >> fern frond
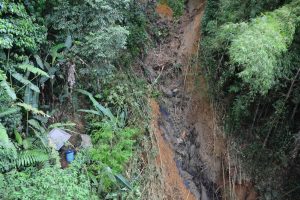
[16,103,49,117]
[0,148,47,172]
[11,72,40,93]
[15,150,49,168]
[18,64,49,77]
[0,81,16,100]
[0,108,19,118]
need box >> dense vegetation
[0,0,151,199]
[1,0,299,199]
[201,0,300,199]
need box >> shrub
[0,165,97,200]
[87,122,139,192]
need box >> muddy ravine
[143,0,258,200]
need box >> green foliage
[0,123,11,146]
[0,0,50,143]
[77,89,115,122]
[0,1,46,51]
[87,122,139,192]
[229,5,297,94]
[0,143,96,199]
[0,148,17,173]
[0,70,16,100]
[11,72,40,93]
[0,1,149,199]
[17,63,49,77]
[202,0,300,198]
[15,150,49,169]
[98,72,149,126]
[216,0,284,24]
[48,0,130,64]
[0,88,21,134]
[124,2,149,58]
[0,80,16,100]
[49,43,67,64]
[0,165,97,200]
[115,173,133,190]
[82,27,129,61]
[105,187,141,200]
[17,103,49,117]
[48,122,76,130]
[0,123,17,172]
[0,123,49,172]
[77,78,148,129]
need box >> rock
[176,138,184,144]
[180,169,193,180]
[180,170,201,200]
[161,86,173,97]
[172,88,179,97]
[80,134,92,148]
[189,144,197,159]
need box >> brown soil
[145,0,258,199]
[150,99,196,200]
[156,4,173,20]
[147,1,207,199]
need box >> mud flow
[144,0,257,199]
